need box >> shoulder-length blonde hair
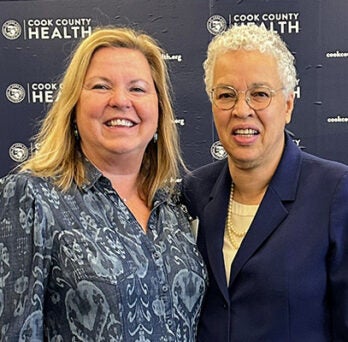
[21,26,184,205]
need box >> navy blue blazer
[182,134,348,341]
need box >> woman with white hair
[182,23,348,341]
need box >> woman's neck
[228,164,272,205]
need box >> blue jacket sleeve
[328,172,348,340]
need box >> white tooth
[109,119,133,127]
[235,129,257,135]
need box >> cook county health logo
[210,141,227,160]
[207,15,227,35]
[2,18,92,40]
[2,20,21,40]
[207,12,300,35]
[6,84,26,103]
[9,143,29,163]
[6,82,61,104]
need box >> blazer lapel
[229,133,302,288]
[229,187,288,287]
[202,163,231,301]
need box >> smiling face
[212,49,294,171]
[75,46,158,170]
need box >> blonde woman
[0,27,207,341]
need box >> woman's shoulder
[185,160,227,180]
[0,171,54,202]
[301,151,348,177]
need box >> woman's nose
[108,89,131,108]
[231,93,253,117]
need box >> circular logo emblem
[9,143,29,163]
[2,20,22,40]
[6,83,26,103]
[210,140,227,160]
[207,15,227,35]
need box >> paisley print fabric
[0,163,207,341]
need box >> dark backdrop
[1,0,347,176]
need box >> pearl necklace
[226,182,248,249]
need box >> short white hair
[203,24,297,99]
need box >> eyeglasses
[211,85,284,111]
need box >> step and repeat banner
[1,0,348,177]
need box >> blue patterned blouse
[0,163,207,341]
